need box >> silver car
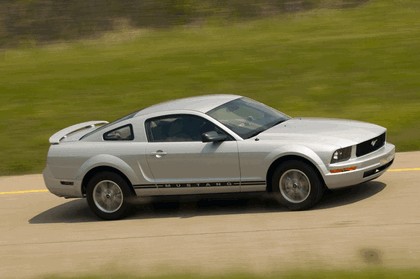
[43,95,395,220]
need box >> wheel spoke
[92,180,124,214]
[279,169,311,204]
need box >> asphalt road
[1,152,419,279]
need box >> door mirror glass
[201,131,228,143]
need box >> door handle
[151,150,167,158]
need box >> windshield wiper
[269,119,288,128]
[246,128,266,139]
[245,119,288,139]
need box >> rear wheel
[272,160,325,210]
[86,171,134,220]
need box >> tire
[272,160,325,210]
[86,171,134,220]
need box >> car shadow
[29,181,386,224]
[316,181,386,210]
[29,199,98,223]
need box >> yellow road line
[388,168,420,172]
[0,189,48,195]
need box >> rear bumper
[324,143,395,189]
[43,166,83,198]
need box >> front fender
[265,144,329,176]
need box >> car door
[145,114,240,195]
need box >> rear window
[80,111,137,140]
[103,124,134,141]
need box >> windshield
[207,97,290,139]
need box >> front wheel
[86,172,134,220]
[272,160,325,210]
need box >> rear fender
[76,154,139,185]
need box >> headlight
[331,147,352,163]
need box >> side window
[103,125,134,141]
[146,114,229,142]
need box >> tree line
[0,0,368,48]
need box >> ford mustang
[43,95,395,220]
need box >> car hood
[257,118,386,148]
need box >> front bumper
[324,143,395,189]
[43,166,83,198]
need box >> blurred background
[0,0,369,47]
[0,0,419,175]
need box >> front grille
[356,132,386,157]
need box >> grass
[42,269,420,279]
[1,0,420,175]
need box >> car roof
[134,94,242,117]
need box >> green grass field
[1,0,419,175]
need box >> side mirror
[201,131,228,143]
